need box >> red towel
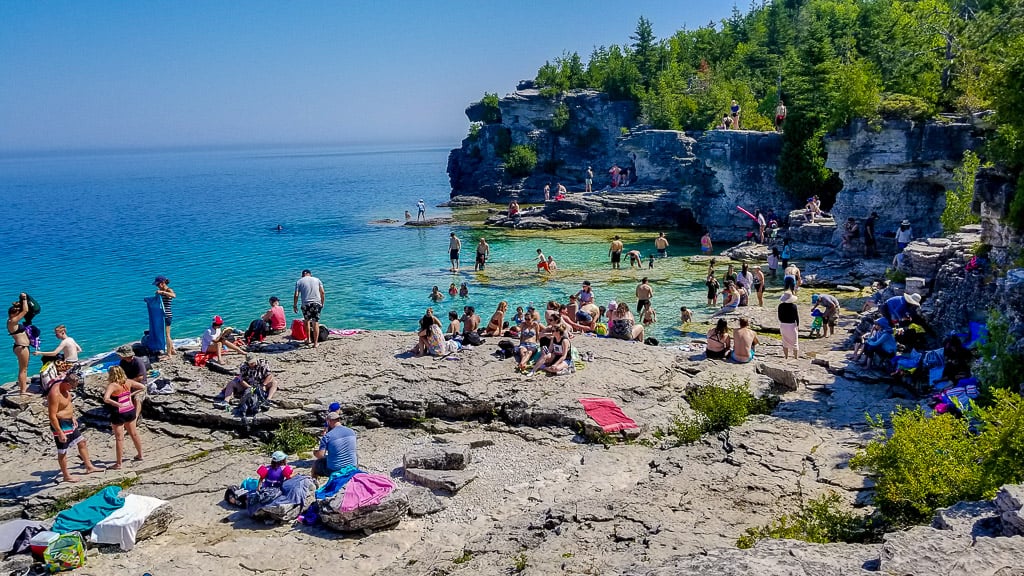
[579,397,638,433]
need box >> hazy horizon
[1,1,735,153]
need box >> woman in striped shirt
[154,276,176,356]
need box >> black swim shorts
[301,302,323,322]
[450,249,460,261]
[611,251,621,264]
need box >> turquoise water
[0,145,715,382]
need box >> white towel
[91,494,168,551]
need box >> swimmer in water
[275,224,283,232]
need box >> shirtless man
[556,182,567,198]
[636,277,654,316]
[34,324,82,362]
[626,249,643,269]
[475,238,490,271]
[543,182,551,202]
[655,232,669,258]
[609,236,624,269]
[48,374,102,482]
[460,306,481,336]
[585,166,593,193]
[448,232,462,272]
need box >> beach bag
[224,485,250,507]
[464,332,483,346]
[318,325,330,343]
[496,339,515,359]
[290,319,308,341]
[43,531,85,572]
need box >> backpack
[464,331,483,346]
[245,318,268,345]
[224,485,250,507]
[496,339,516,359]
[318,325,330,343]
[239,385,269,418]
[290,319,308,341]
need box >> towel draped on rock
[91,494,168,551]
[339,473,395,512]
[53,486,126,534]
[578,397,639,433]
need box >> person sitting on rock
[313,411,358,478]
[712,282,740,317]
[215,353,278,408]
[481,301,508,337]
[861,318,897,368]
[200,316,246,363]
[257,451,294,491]
[882,293,923,328]
[731,317,760,364]
[705,319,731,360]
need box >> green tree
[941,150,982,232]
[630,16,660,89]
[503,145,537,178]
[480,92,501,124]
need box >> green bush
[942,150,982,233]
[736,491,880,549]
[655,380,778,445]
[267,419,317,456]
[877,93,934,121]
[852,407,986,525]
[852,389,1024,526]
[976,310,1024,402]
[885,268,907,284]
[467,122,481,142]
[480,92,501,124]
[503,145,537,178]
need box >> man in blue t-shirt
[312,411,357,477]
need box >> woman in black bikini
[705,318,732,359]
[8,293,31,395]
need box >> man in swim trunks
[48,374,102,482]
[636,277,654,316]
[294,269,326,348]
[655,232,669,258]
[585,166,593,193]
[416,199,426,222]
[626,249,643,269]
[449,232,462,272]
[475,237,490,271]
[609,236,624,269]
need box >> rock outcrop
[825,118,984,251]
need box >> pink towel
[579,397,639,433]
[339,473,395,512]
[329,328,367,336]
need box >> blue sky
[0,1,736,152]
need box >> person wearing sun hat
[882,292,922,327]
[895,219,914,251]
[256,450,294,491]
[213,352,277,408]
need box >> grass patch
[453,550,473,564]
[736,491,881,548]
[266,419,317,456]
[655,380,779,446]
[512,552,528,572]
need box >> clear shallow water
[0,145,717,382]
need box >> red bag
[290,319,308,341]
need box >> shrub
[736,491,880,549]
[851,407,987,525]
[885,268,907,284]
[877,93,934,121]
[976,310,1024,402]
[503,145,537,178]
[268,419,317,456]
[655,380,778,446]
[941,150,982,233]
[467,122,481,142]
[480,92,501,124]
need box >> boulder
[403,486,446,517]
[996,485,1024,537]
[134,503,177,543]
[319,490,409,533]
[403,468,478,494]
[403,444,472,470]
[756,362,802,391]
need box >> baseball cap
[582,281,591,286]
[212,315,224,325]
[328,402,341,412]
[153,275,169,286]
[326,411,342,421]
[271,451,287,463]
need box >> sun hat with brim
[271,451,287,463]
[903,292,922,306]
[326,411,342,420]
[116,344,135,357]
[901,219,911,226]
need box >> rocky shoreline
[3,282,1023,574]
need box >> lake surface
[0,145,715,381]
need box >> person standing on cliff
[775,100,787,132]
[416,199,426,222]
[48,373,102,482]
[700,230,713,254]
[730,99,741,130]
[448,232,462,272]
[864,211,878,257]
[895,220,913,251]
[544,182,551,202]
[585,166,593,193]
[609,236,624,269]
[153,276,176,356]
[294,269,325,348]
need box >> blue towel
[314,466,362,500]
[53,486,126,534]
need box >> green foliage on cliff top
[480,92,501,124]
[736,491,881,549]
[531,1,1024,207]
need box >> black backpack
[318,325,330,342]
[239,385,269,418]
[496,339,516,359]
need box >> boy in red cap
[200,316,245,362]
